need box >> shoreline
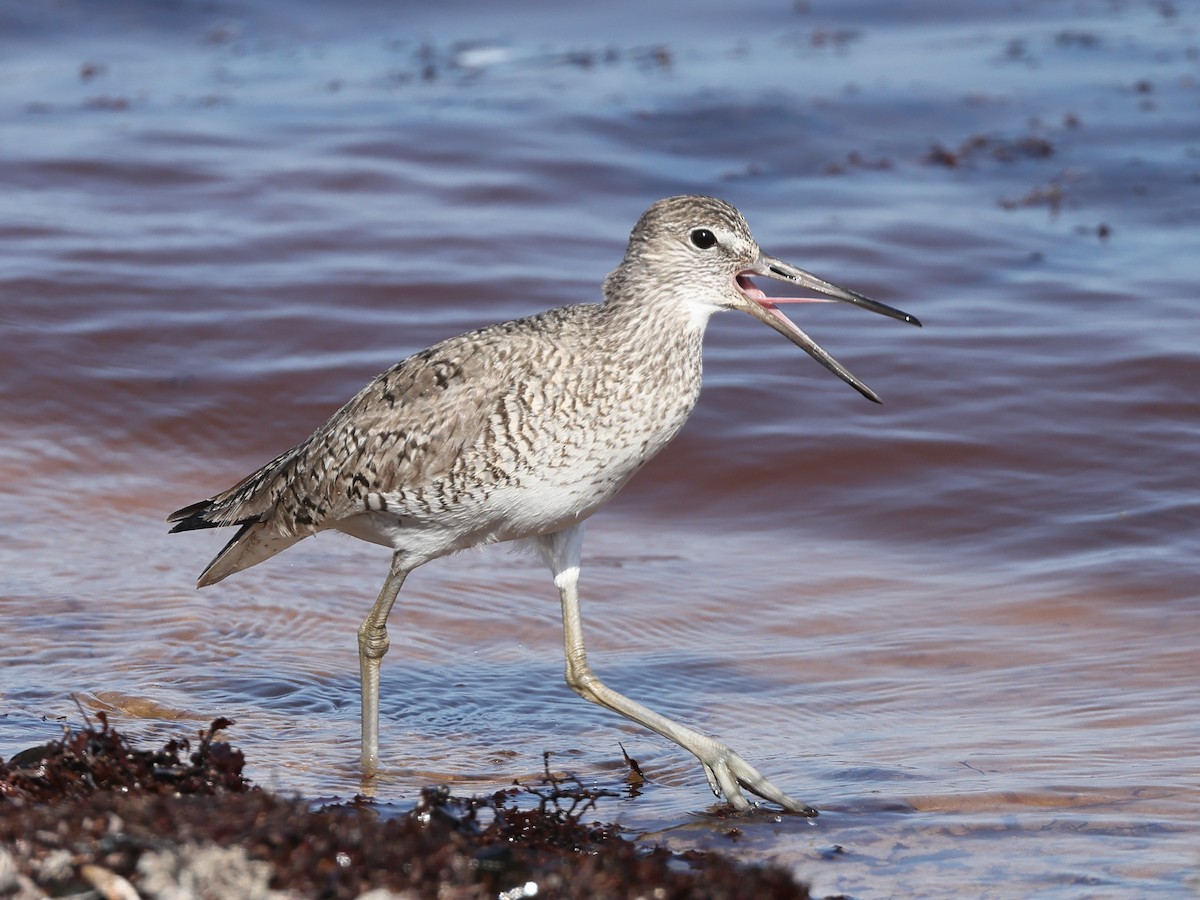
[0,716,811,899]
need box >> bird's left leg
[358,557,408,771]
[535,525,816,815]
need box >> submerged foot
[701,745,818,816]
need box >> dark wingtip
[168,499,211,524]
[167,499,238,533]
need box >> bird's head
[610,195,921,403]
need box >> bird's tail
[168,500,303,587]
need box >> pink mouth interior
[736,273,835,308]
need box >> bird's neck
[600,262,719,345]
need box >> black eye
[689,228,717,249]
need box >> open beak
[735,255,921,403]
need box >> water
[2,1,1197,896]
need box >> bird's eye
[689,228,717,249]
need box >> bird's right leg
[358,558,407,770]
[536,526,817,815]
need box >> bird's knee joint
[564,666,599,702]
[358,623,390,660]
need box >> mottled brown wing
[277,341,501,527]
[171,326,520,537]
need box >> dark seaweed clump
[0,716,809,898]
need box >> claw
[702,746,818,816]
[702,763,724,798]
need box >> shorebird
[169,195,919,814]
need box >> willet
[169,195,919,814]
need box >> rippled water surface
[2,1,1198,896]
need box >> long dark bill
[737,255,921,404]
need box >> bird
[168,195,920,815]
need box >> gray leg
[535,525,816,815]
[358,558,407,770]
